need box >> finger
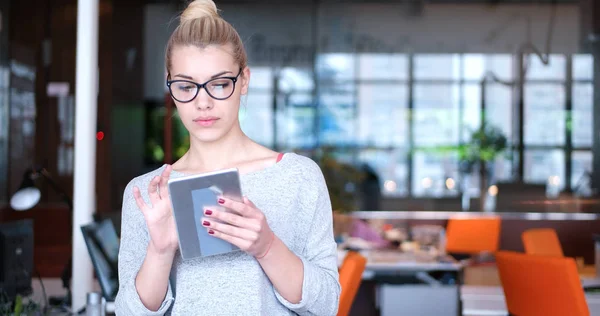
[133,186,148,213]
[207,228,251,250]
[148,176,161,204]
[159,165,172,200]
[202,219,258,241]
[203,209,260,231]
[218,196,255,218]
[243,196,256,208]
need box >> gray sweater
[114,153,341,315]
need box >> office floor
[28,278,600,315]
[25,278,104,314]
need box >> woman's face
[168,44,249,143]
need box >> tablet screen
[168,168,243,260]
[191,187,236,257]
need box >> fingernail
[208,230,215,235]
[218,198,225,204]
[205,209,213,215]
[203,221,210,226]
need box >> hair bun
[180,0,219,23]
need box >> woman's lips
[193,117,219,127]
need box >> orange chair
[337,251,367,316]
[445,216,501,255]
[496,251,590,316]
[522,228,564,257]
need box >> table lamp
[9,167,73,309]
[10,167,73,211]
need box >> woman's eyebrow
[210,70,233,78]
[173,74,194,80]
[173,70,233,80]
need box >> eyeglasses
[166,68,242,102]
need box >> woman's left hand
[201,196,275,258]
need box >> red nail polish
[218,198,225,204]
[203,221,210,226]
[205,209,213,215]
[208,230,215,235]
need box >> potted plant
[458,122,508,211]
[314,147,365,213]
[314,147,365,239]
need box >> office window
[485,84,514,143]
[249,67,273,90]
[572,84,593,148]
[414,54,460,80]
[57,96,75,176]
[571,151,593,196]
[358,84,408,146]
[319,92,355,145]
[496,151,518,182]
[306,52,586,201]
[278,67,314,91]
[524,84,565,146]
[571,151,592,193]
[573,54,593,81]
[524,150,565,189]
[241,66,275,147]
[462,54,513,82]
[414,84,460,146]
[317,54,354,82]
[358,54,408,80]
[412,150,459,197]
[358,149,409,197]
[461,84,481,142]
[277,93,316,148]
[240,93,273,147]
[525,54,565,80]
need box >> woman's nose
[194,88,214,110]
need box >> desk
[340,250,464,316]
[350,211,600,266]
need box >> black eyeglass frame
[166,68,242,102]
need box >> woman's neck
[178,125,254,173]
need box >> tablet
[167,168,243,260]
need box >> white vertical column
[72,0,99,311]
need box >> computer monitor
[0,219,34,301]
[81,219,120,302]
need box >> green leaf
[14,295,22,315]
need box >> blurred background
[1,0,600,315]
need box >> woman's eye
[178,85,195,92]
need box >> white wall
[143,2,581,100]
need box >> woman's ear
[240,67,251,95]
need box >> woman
[114,0,340,315]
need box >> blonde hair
[166,0,247,73]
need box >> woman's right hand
[133,164,179,255]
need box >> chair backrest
[496,251,590,316]
[81,219,120,301]
[522,228,564,257]
[445,216,501,255]
[337,251,367,316]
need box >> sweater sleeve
[274,162,341,316]
[114,179,175,316]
